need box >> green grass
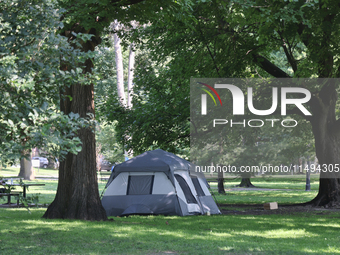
[0,209,339,254]
[0,167,108,205]
[221,175,320,190]
[210,176,320,205]
[214,190,318,205]
[1,168,339,254]
[0,166,59,178]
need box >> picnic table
[0,192,21,205]
[0,181,45,205]
[6,183,45,198]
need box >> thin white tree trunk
[112,20,126,106]
[111,20,137,158]
[127,43,135,108]
[18,150,35,180]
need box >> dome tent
[101,149,220,216]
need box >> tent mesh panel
[127,175,154,195]
[191,178,205,196]
[175,174,197,204]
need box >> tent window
[191,178,205,197]
[175,174,197,204]
[127,175,154,195]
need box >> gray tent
[101,149,221,216]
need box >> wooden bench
[0,192,21,205]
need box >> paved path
[211,187,298,191]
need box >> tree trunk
[96,143,102,172]
[236,178,255,188]
[217,170,225,194]
[18,150,34,180]
[43,28,107,220]
[308,129,340,206]
[112,20,126,106]
[308,81,340,207]
[127,42,135,108]
[311,178,340,207]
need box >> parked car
[99,160,114,172]
[32,157,49,168]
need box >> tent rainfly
[101,149,221,216]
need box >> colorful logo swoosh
[197,82,223,106]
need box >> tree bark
[43,27,107,220]
[308,80,340,207]
[236,178,255,188]
[112,20,126,106]
[217,170,225,194]
[18,150,34,180]
[311,178,340,207]
[127,42,135,108]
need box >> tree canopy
[0,0,94,166]
[108,0,340,206]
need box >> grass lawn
[0,166,59,179]
[211,175,320,206]
[1,168,339,254]
[0,208,339,254]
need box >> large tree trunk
[18,150,34,180]
[43,28,107,220]
[308,131,340,206]
[43,80,107,220]
[236,178,255,188]
[308,80,340,207]
[311,178,340,206]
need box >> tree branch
[279,34,297,73]
[297,23,311,48]
[111,0,146,6]
[252,54,291,78]
[196,15,221,77]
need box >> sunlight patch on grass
[218,246,235,251]
[209,232,233,238]
[303,245,340,254]
[308,222,340,228]
[235,229,319,239]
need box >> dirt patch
[218,203,340,216]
